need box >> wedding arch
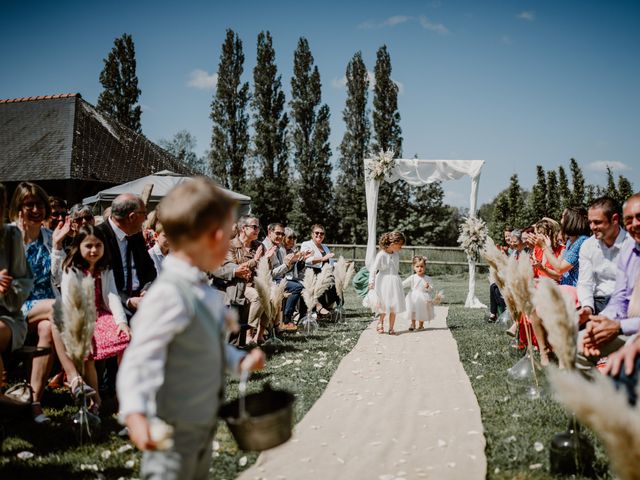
[364,155,486,308]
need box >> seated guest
[535,207,590,286]
[581,193,640,364]
[263,224,308,330]
[95,194,156,313]
[577,196,633,323]
[531,217,564,280]
[300,224,339,315]
[0,183,34,408]
[148,221,170,274]
[10,182,68,423]
[47,196,68,231]
[213,215,270,344]
[509,229,525,258]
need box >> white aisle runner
[238,306,487,480]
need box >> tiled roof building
[0,93,191,203]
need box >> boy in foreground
[117,178,265,480]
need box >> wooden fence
[326,244,487,275]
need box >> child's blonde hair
[412,255,427,269]
[379,231,405,250]
[157,177,236,248]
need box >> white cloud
[517,11,536,21]
[501,35,512,45]
[187,69,218,90]
[419,15,449,34]
[358,15,411,29]
[331,70,404,94]
[587,161,631,172]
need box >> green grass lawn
[1,275,614,479]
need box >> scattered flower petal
[239,456,247,467]
[117,444,133,454]
[534,442,544,452]
[101,450,112,459]
[437,439,447,447]
[529,463,543,470]
[17,451,34,460]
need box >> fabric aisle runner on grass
[238,306,487,480]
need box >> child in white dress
[368,231,406,335]
[403,256,435,331]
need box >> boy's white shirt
[60,268,127,325]
[116,254,246,422]
[148,242,167,274]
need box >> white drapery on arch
[364,158,487,308]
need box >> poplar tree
[617,175,634,203]
[558,166,572,210]
[371,45,408,234]
[546,169,561,220]
[209,29,251,191]
[569,158,585,207]
[335,52,370,243]
[528,165,547,223]
[288,37,333,234]
[490,192,511,242]
[250,31,290,226]
[507,174,525,228]
[605,167,617,199]
[97,33,142,132]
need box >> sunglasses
[51,211,67,218]
[245,224,260,230]
[73,215,93,223]
[313,231,325,236]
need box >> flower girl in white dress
[403,256,435,331]
[368,231,406,335]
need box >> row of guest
[213,217,338,344]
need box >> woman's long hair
[62,225,111,273]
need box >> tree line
[95,31,462,246]
[479,158,634,242]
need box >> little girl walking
[403,256,435,331]
[368,231,406,335]
[51,225,130,412]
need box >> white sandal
[31,402,51,424]
[70,376,96,400]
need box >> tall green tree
[209,29,251,191]
[249,31,290,226]
[507,174,526,228]
[558,166,572,210]
[569,158,585,207]
[400,182,457,246]
[335,52,370,243]
[489,192,511,242]
[97,33,142,132]
[527,165,547,223]
[617,175,634,203]
[546,169,561,220]
[158,130,209,175]
[288,37,333,235]
[605,166,617,200]
[371,45,408,234]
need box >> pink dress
[90,273,129,361]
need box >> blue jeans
[612,356,640,406]
[279,279,306,323]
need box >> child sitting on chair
[117,178,265,480]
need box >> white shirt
[576,228,633,309]
[301,240,334,270]
[109,217,139,292]
[148,243,167,275]
[116,255,246,421]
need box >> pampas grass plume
[482,237,508,290]
[504,253,535,317]
[57,269,96,369]
[302,268,317,310]
[549,368,640,480]
[533,278,578,369]
[314,264,334,301]
[334,257,355,299]
[254,257,287,324]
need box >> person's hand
[52,217,72,250]
[603,336,640,377]
[127,296,143,311]
[240,348,266,372]
[582,315,620,356]
[253,244,265,260]
[235,263,252,280]
[126,413,157,451]
[117,323,131,340]
[284,253,296,265]
[368,283,374,291]
[322,252,335,262]
[265,245,278,259]
[424,282,430,290]
[0,269,13,294]
[578,306,594,325]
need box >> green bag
[352,266,370,298]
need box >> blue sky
[2,0,638,207]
